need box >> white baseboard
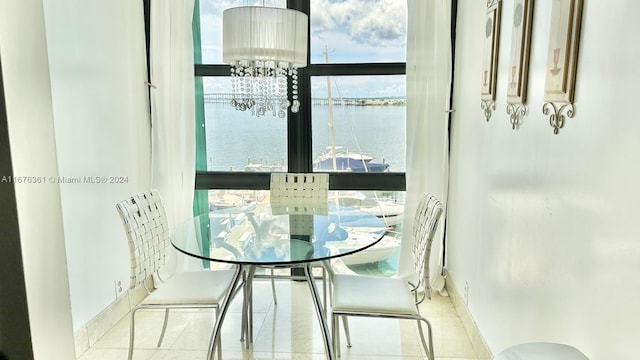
[73,283,147,357]
[445,270,493,360]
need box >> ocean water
[204,101,406,275]
[204,102,407,172]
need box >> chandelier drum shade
[223,6,308,117]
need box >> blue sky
[198,0,407,98]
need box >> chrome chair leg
[304,264,335,360]
[417,317,434,360]
[240,270,247,342]
[128,307,138,360]
[320,260,333,316]
[156,308,170,347]
[210,304,222,360]
[248,282,254,344]
[331,315,352,355]
[322,267,328,314]
[341,316,352,347]
[269,268,278,305]
[206,266,243,360]
[240,265,256,348]
[331,313,340,358]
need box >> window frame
[193,0,406,192]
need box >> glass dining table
[170,202,388,360]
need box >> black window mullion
[288,67,313,173]
[195,171,271,190]
[194,64,231,76]
[144,0,152,119]
[195,171,405,191]
[308,62,406,76]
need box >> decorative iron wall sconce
[543,102,574,134]
[541,0,582,134]
[481,100,496,122]
[506,103,528,129]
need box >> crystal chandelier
[223,6,308,118]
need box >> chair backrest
[270,173,329,235]
[411,192,443,299]
[116,190,169,290]
[270,173,329,214]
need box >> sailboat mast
[324,46,337,171]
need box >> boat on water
[313,146,389,172]
[329,191,404,227]
[310,203,402,266]
[209,190,266,210]
[313,47,390,174]
[244,147,389,173]
[244,158,286,172]
[326,231,401,266]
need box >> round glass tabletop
[170,203,388,266]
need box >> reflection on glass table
[170,203,387,360]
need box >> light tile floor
[77,280,478,360]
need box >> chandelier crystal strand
[246,61,254,111]
[263,63,269,117]
[223,6,308,118]
[291,68,299,113]
[230,62,237,109]
[256,61,263,116]
[278,63,288,118]
[270,67,277,117]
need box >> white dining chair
[493,342,590,360]
[116,190,238,360]
[267,172,330,303]
[270,172,329,211]
[239,173,331,344]
[329,192,443,360]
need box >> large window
[193,0,406,191]
[191,0,408,275]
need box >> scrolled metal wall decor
[481,100,496,122]
[542,0,582,134]
[506,103,528,130]
[542,102,574,135]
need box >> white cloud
[311,0,407,46]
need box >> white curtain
[150,0,197,273]
[401,0,452,294]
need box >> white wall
[0,0,76,358]
[41,0,152,331]
[447,1,640,359]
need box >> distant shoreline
[340,99,406,106]
[202,93,406,106]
